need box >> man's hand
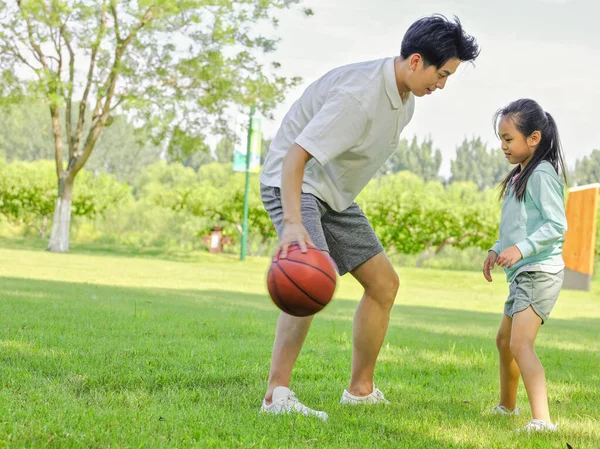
[277,221,314,259]
[278,144,314,259]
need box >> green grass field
[0,242,599,448]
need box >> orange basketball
[267,243,337,317]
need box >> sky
[254,0,599,176]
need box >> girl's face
[498,116,541,169]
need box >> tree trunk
[416,241,449,267]
[416,246,434,268]
[254,240,267,257]
[47,176,74,253]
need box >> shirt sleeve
[295,89,370,166]
[514,171,568,258]
[490,240,501,254]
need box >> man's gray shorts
[505,270,564,324]
[260,184,383,276]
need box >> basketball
[267,243,337,317]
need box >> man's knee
[364,269,399,308]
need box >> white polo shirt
[259,57,415,212]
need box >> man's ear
[409,53,422,72]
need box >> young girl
[483,98,568,432]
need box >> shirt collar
[384,57,403,110]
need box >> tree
[214,137,235,164]
[381,137,442,181]
[132,160,199,201]
[214,135,271,165]
[0,102,55,161]
[358,171,499,265]
[0,0,308,252]
[165,125,213,170]
[450,137,509,190]
[155,163,276,256]
[0,158,129,238]
[574,150,600,186]
[0,102,162,182]
[83,115,163,183]
[0,158,55,237]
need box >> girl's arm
[515,171,567,258]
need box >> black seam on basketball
[274,261,327,307]
[280,258,336,284]
[272,265,304,316]
[270,267,294,315]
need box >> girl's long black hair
[494,98,567,201]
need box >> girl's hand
[496,246,523,269]
[483,251,498,282]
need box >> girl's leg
[510,306,551,423]
[496,314,520,410]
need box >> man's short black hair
[401,15,481,68]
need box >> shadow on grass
[2,276,598,384]
[0,236,241,264]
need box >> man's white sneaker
[490,404,520,416]
[340,387,390,405]
[519,419,558,432]
[261,386,328,421]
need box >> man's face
[407,56,461,97]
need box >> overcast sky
[255,0,599,176]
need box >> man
[259,14,480,419]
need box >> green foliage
[0,0,309,250]
[5,158,600,265]
[382,137,442,181]
[0,0,307,151]
[451,137,510,190]
[359,172,500,256]
[84,116,163,184]
[0,159,130,236]
[132,160,198,200]
[0,103,163,183]
[214,137,235,164]
[71,170,131,217]
[574,149,600,186]
[75,197,206,251]
[0,103,55,161]
[154,162,276,254]
[0,158,55,229]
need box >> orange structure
[562,184,599,291]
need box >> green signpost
[233,107,262,261]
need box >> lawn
[0,242,598,448]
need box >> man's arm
[276,89,369,257]
[278,143,314,258]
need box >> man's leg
[348,251,399,396]
[320,201,396,400]
[260,186,329,415]
[264,313,314,403]
[261,310,327,421]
